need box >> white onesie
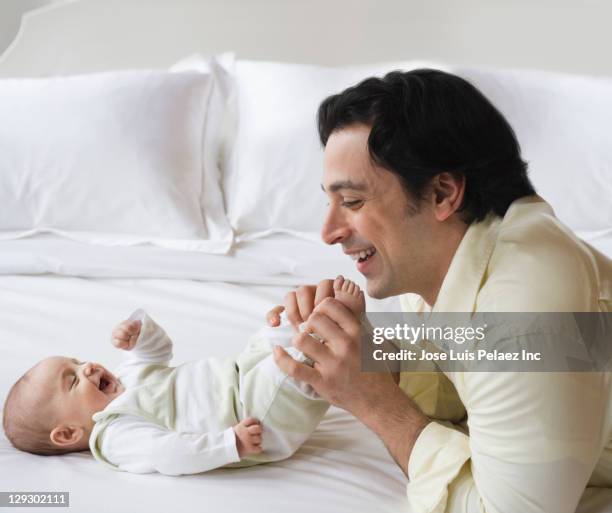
[89,309,328,475]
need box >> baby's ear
[49,425,85,447]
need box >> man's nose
[321,208,350,245]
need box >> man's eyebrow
[321,180,368,193]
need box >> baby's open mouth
[98,372,116,394]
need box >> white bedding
[1,232,609,284]
[0,234,356,285]
[0,239,406,513]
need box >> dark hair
[317,69,535,222]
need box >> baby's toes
[335,279,365,316]
[334,275,345,293]
[343,279,359,296]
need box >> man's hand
[273,297,429,476]
[266,279,335,330]
[111,319,142,350]
[274,296,387,412]
[233,417,263,457]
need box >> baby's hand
[233,417,263,457]
[111,319,142,350]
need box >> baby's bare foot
[333,275,365,317]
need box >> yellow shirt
[399,196,612,513]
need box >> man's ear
[49,425,85,447]
[431,172,465,222]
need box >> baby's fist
[233,417,263,457]
[111,319,141,350]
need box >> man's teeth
[350,248,376,261]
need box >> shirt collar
[431,212,501,312]
[432,195,550,312]
[400,196,548,313]
[399,212,501,314]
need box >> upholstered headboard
[1,0,612,77]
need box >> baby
[2,277,365,475]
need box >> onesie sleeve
[118,309,174,366]
[99,416,240,476]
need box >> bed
[0,242,407,513]
[1,1,611,512]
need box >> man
[268,70,612,513]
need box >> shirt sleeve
[117,309,174,368]
[99,416,241,476]
[406,369,609,513]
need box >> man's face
[30,356,123,432]
[321,124,435,299]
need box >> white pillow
[225,61,612,240]
[455,68,612,235]
[0,68,230,252]
[171,54,235,245]
[224,60,444,240]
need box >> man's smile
[344,247,378,274]
[345,247,377,262]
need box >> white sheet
[0,274,407,513]
[0,235,344,284]
[0,234,399,313]
[1,232,609,285]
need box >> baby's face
[31,356,124,431]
